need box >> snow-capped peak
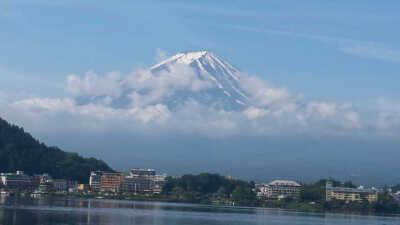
[151,51,240,80]
[151,51,209,70]
[149,51,249,110]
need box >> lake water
[0,197,399,225]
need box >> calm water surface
[0,197,399,225]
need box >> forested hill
[0,117,113,183]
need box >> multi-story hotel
[130,169,156,177]
[121,177,151,193]
[90,169,167,193]
[52,179,68,193]
[124,169,167,193]
[325,181,378,203]
[100,172,124,193]
[256,180,301,200]
[89,171,103,192]
[0,171,34,191]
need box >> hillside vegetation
[0,117,113,183]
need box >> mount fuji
[148,51,249,110]
[73,51,253,111]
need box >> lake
[0,197,399,225]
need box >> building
[121,177,151,193]
[152,174,167,194]
[130,169,156,177]
[52,179,67,193]
[34,173,54,194]
[77,184,89,192]
[0,171,33,191]
[67,180,78,193]
[224,175,237,180]
[325,181,378,203]
[256,180,301,200]
[126,169,167,193]
[100,172,124,193]
[89,171,103,192]
[31,175,42,189]
[89,169,167,194]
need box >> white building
[256,180,301,200]
[124,169,167,194]
[89,171,103,192]
[0,171,33,191]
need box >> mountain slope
[0,117,113,183]
[149,51,249,110]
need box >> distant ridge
[0,117,114,183]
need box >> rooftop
[326,186,377,194]
[268,180,301,187]
[131,168,155,171]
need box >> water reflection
[0,196,399,225]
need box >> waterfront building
[39,174,53,184]
[224,175,237,180]
[130,169,156,177]
[33,173,54,194]
[77,184,89,192]
[325,181,378,203]
[89,171,103,192]
[31,175,42,189]
[67,180,78,192]
[126,169,167,193]
[256,180,301,200]
[53,179,67,193]
[36,183,51,194]
[89,169,167,194]
[152,174,167,194]
[122,177,152,193]
[100,172,124,193]
[0,171,33,191]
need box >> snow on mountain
[149,51,249,110]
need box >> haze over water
[0,198,398,225]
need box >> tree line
[161,174,400,214]
[0,117,113,183]
[162,173,256,205]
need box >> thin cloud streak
[230,25,400,64]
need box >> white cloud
[239,75,291,107]
[14,98,76,112]
[344,111,361,129]
[307,102,336,118]
[67,71,122,98]
[1,59,398,138]
[376,99,400,131]
[243,107,269,120]
[122,64,212,107]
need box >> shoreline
[2,193,399,218]
[1,195,400,219]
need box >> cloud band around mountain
[0,52,398,138]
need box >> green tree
[217,186,227,198]
[0,117,114,183]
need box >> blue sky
[2,0,400,101]
[1,0,400,183]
